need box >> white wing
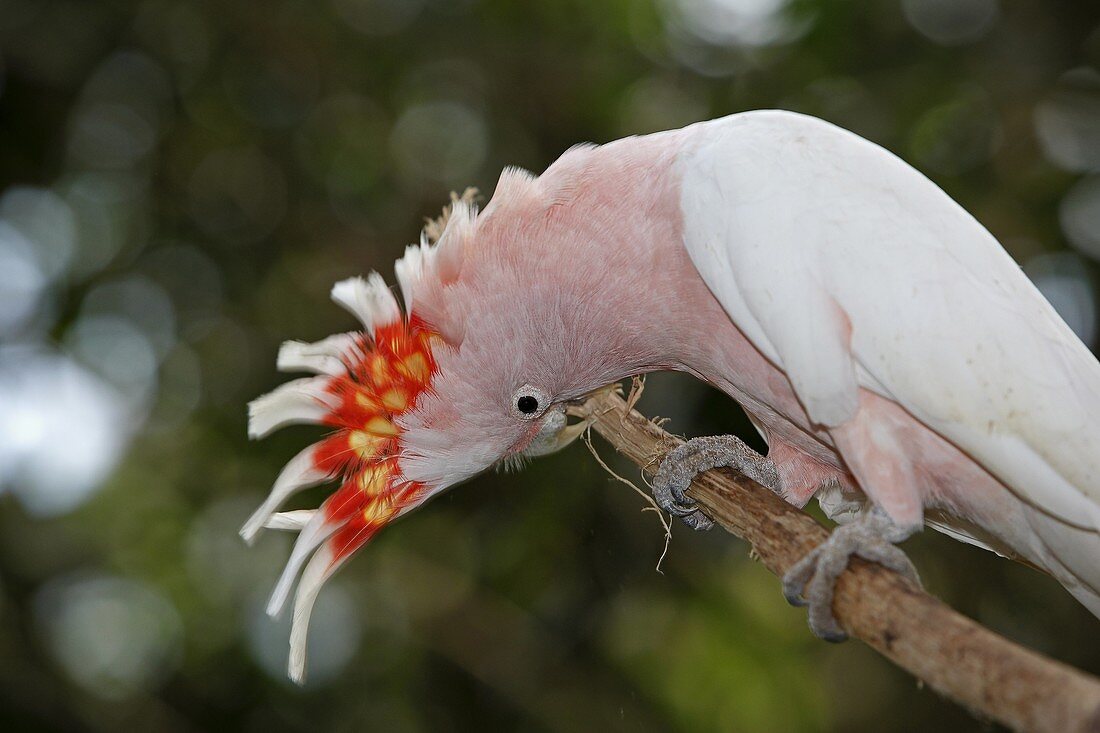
[678,110,1100,601]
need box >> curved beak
[521,384,618,458]
[522,407,592,457]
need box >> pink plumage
[248,110,1100,680]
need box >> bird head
[244,177,609,682]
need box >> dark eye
[511,384,549,419]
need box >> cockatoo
[245,110,1100,682]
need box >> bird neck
[519,129,776,408]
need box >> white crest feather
[442,199,478,241]
[239,444,328,544]
[277,333,360,376]
[396,199,479,314]
[394,240,430,315]
[248,377,339,439]
[330,273,400,333]
[287,544,337,684]
[266,509,338,619]
[264,509,316,532]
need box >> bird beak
[521,384,619,458]
[522,408,592,457]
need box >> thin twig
[580,429,672,573]
[577,389,1100,733]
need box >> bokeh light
[295,93,387,199]
[131,2,210,90]
[57,170,148,278]
[245,583,364,686]
[1060,175,1100,259]
[1035,68,1100,173]
[187,147,288,245]
[0,187,76,284]
[65,314,160,399]
[617,74,709,135]
[657,0,813,77]
[0,347,130,517]
[331,0,426,37]
[901,0,1000,46]
[1025,252,1098,346]
[138,243,224,336]
[33,573,183,700]
[390,101,488,190]
[908,88,1001,175]
[223,52,320,130]
[662,0,807,49]
[0,223,47,336]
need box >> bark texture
[580,390,1100,733]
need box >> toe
[853,543,922,587]
[781,509,918,645]
[882,551,921,586]
[781,549,819,606]
[800,541,852,642]
[681,509,714,532]
[783,590,809,608]
[652,475,692,515]
[653,485,697,517]
[812,621,849,643]
[805,574,848,642]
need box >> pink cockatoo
[246,110,1100,681]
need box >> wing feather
[679,110,1100,538]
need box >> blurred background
[0,0,1099,730]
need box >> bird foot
[781,507,920,641]
[653,435,781,531]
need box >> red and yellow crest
[244,274,439,681]
[310,316,436,561]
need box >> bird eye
[511,385,548,419]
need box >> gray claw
[782,549,818,607]
[782,507,920,642]
[679,509,715,532]
[652,435,781,532]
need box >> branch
[578,389,1100,733]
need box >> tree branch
[577,389,1100,733]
